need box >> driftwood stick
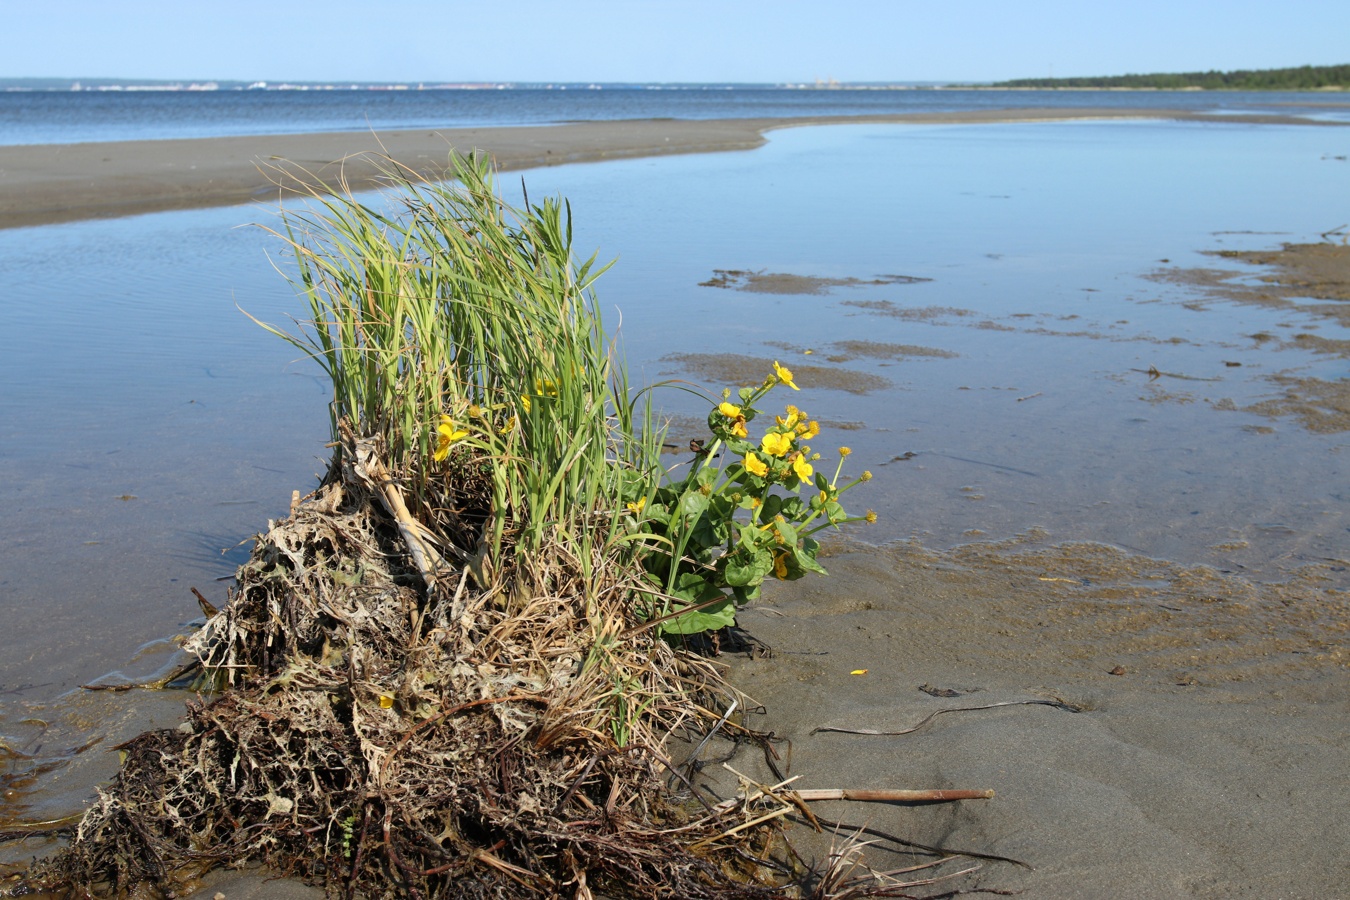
[792,788,994,803]
[340,423,441,590]
[813,698,1084,737]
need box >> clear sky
[6,0,1348,84]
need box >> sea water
[2,86,1348,145]
[2,113,1349,840]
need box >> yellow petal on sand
[850,669,869,676]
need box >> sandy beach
[3,110,1349,899]
[1,108,1344,230]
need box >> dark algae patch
[1150,241,1350,320]
[841,298,976,319]
[699,269,931,295]
[1244,376,1350,433]
[831,340,958,360]
[664,352,890,394]
[1153,239,1350,432]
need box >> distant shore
[2,108,1346,230]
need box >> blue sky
[6,0,1348,84]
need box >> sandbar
[1,108,1343,230]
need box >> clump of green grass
[254,152,660,584]
[253,151,872,639]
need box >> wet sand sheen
[2,108,1345,229]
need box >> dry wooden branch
[791,788,994,803]
[340,424,441,589]
[813,698,1084,736]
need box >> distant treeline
[994,63,1350,91]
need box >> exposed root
[15,440,790,898]
[13,434,992,898]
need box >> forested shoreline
[994,63,1349,90]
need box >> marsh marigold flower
[773,551,790,579]
[718,401,742,418]
[743,453,769,478]
[773,360,799,391]
[626,497,646,515]
[433,416,469,462]
[761,431,793,458]
[791,453,814,482]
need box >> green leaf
[778,496,806,521]
[731,582,762,605]
[658,598,736,636]
[795,537,829,575]
[724,547,773,587]
[773,518,798,549]
[690,511,728,549]
[694,466,720,490]
[676,490,710,523]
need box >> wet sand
[2,108,1344,230]
[714,537,1348,899]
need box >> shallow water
[2,119,1349,843]
[4,87,1347,145]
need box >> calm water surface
[3,87,1349,144]
[2,119,1349,838]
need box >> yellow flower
[469,403,485,419]
[520,394,531,413]
[800,420,820,439]
[433,416,469,462]
[839,446,852,457]
[861,470,873,482]
[777,405,801,429]
[534,377,558,397]
[718,401,748,438]
[743,453,768,478]
[761,431,793,458]
[791,453,814,482]
[773,360,799,391]
[773,552,790,579]
[865,510,878,524]
[626,497,646,515]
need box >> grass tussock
[13,154,958,899]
